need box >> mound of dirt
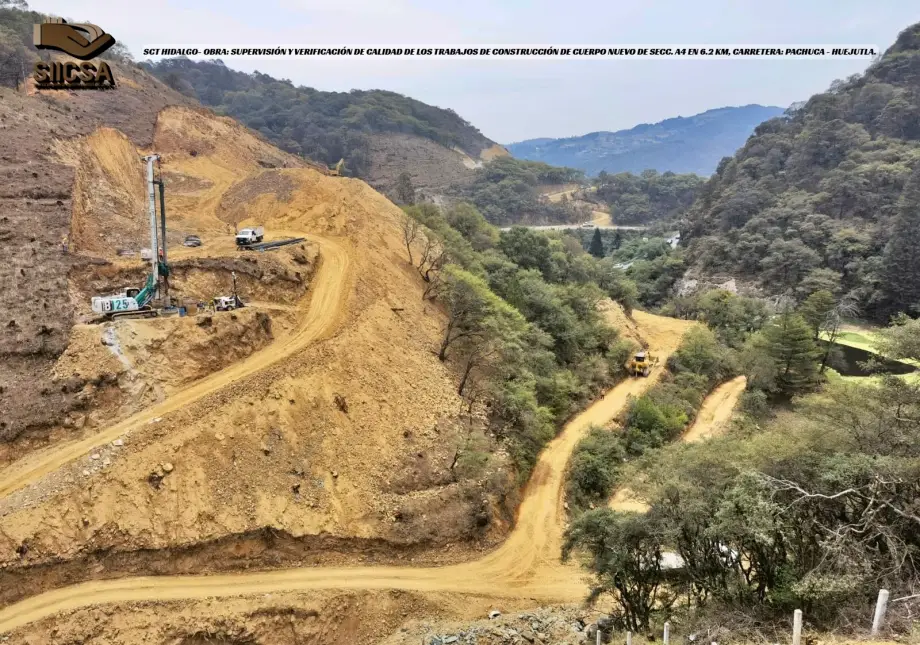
[599,299,644,348]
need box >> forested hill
[506,105,785,176]
[142,58,503,189]
[682,22,920,322]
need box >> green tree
[437,266,507,361]
[881,166,920,317]
[799,290,837,340]
[394,171,416,205]
[567,427,626,512]
[762,311,820,395]
[588,227,604,258]
[875,313,920,361]
[0,24,30,88]
[445,202,498,251]
[760,239,821,293]
[562,509,671,631]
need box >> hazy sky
[26,0,920,143]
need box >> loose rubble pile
[398,606,617,645]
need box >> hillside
[682,22,920,321]
[142,58,509,194]
[593,169,704,225]
[0,3,197,454]
[507,104,785,176]
[0,4,643,636]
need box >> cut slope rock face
[0,105,507,603]
[0,60,193,449]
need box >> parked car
[183,235,202,247]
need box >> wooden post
[792,609,803,645]
[872,589,890,636]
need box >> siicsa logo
[32,18,116,89]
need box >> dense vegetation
[604,236,688,309]
[683,23,920,322]
[401,201,639,477]
[563,277,920,635]
[565,325,737,514]
[593,169,704,225]
[507,105,785,176]
[456,157,585,225]
[142,58,495,178]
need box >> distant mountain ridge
[506,104,786,176]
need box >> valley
[2,3,920,644]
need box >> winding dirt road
[0,233,352,500]
[0,249,689,633]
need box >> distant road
[499,223,648,232]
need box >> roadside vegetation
[593,169,703,225]
[401,201,639,479]
[563,275,920,636]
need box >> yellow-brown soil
[0,106,484,595]
[0,311,690,636]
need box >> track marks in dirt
[0,311,689,633]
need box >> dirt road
[683,375,747,443]
[0,309,692,632]
[0,233,352,500]
[609,374,747,513]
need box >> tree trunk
[458,353,476,396]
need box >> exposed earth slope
[143,58,509,194]
[0,59,194,455]
[1,103,521,605]
[0,310,692,640]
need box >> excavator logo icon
[33,18,116,60]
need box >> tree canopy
[683,22,920,321]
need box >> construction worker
[61,234,68,254]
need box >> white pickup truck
[235,226,264,246]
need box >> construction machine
[328,158,345,176]
[92,155,170,320]
[628,350,658,378]
[212,271,244,311]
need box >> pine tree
[610,230,622,251]
[799,289,836,340]
[882,166,920,316]
[589,227,604,258]
[763,311,819,395]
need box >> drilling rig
[91,154,170,320]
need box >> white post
[627,632,632,645]
[792,609,803,645]
[664,622,670,645]
[597,628,602,645]
[872,589,890,636]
